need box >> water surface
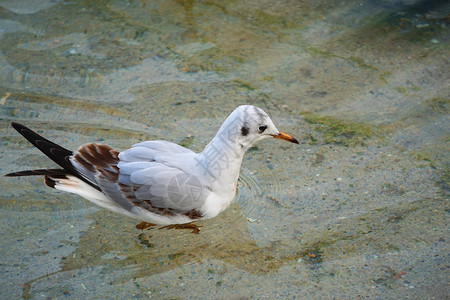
[0,0,448,298]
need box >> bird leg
[135,221,157,230]
[159,222,202,234]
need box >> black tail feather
[5,168,70,189]
[11,122,74,172]
[5,168,68,177]
[7,122,101,191]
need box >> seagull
[5,105,298,226]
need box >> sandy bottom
[0,0,448,298]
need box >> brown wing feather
[76,145,176,215]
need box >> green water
[0,0,448,298]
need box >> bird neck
[196,129,246,191]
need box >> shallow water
[0,0,448,298]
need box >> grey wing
[118,161,209,213]
[71,141,208,218]
[118,140,195,162]
[116,139,209,213]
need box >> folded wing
[116,141,208,215]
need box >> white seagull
[5,105,298,226]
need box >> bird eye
[258,125,267,133]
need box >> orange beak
[272,131,299,144]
